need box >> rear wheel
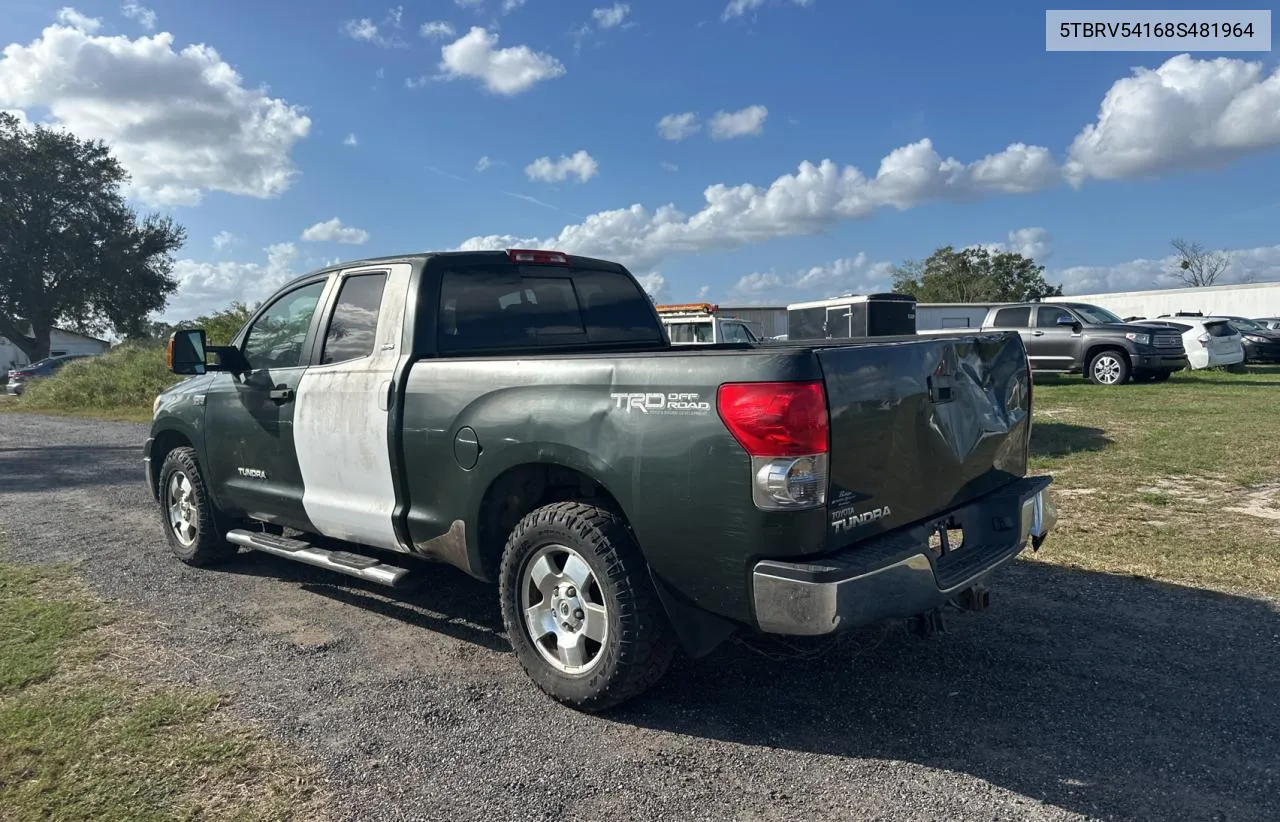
[1087,350,1130,386]
[498,501,677,712]
[157,447,238,567]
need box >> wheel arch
[148,427,196,498]
[472,460,629,582]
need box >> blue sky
[2,0,1279,319]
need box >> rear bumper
[751,476,1055,636]
[1132,352,1187,371]
[1243,342,1280,363]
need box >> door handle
[269,387,295,404]
[1032,331,1045,336]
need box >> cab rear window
[437,267,662,352]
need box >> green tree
[0,112,186,361]
[183,301,257,346]
[891,245,1062,303]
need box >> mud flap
[649,569,740,658]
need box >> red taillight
[508,248,569,265]
[717,381,829,457]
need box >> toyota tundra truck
[146,249,1056,711]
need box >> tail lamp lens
[717,381,830,510]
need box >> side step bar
[226,529,413,589]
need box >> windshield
[1228,317,1262,332]
[1070,304,1125,325]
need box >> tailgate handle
[927,375,954,404]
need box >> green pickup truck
[146,249,1056,711]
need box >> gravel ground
[2,412,1278,822]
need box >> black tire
[1087,349,1130,386]
[157,447,238,567]
[498,501,677,712]
[1150,370,1172,382]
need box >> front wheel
[1088,350,1130,385]
[498,501,677,712]
[157,447,238,567]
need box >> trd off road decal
[610,392,711,415]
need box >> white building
[0,326,110,372]
[1045,281,1280,320]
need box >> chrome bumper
[751,481,1057,636]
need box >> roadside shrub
[19,342,181,413]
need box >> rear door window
[992,307,1031,328]
[1205,321,1236,338]
[438,267,662,352]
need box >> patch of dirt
[1056,488,1097,497]
[1135,477,1280,522]
[1035,407,1080,419]
[1225,484,1280,522]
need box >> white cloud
[420,21,456,40]
[731,253,894,301]
[456,139,1060,272]
[162,242,300,322]
[343,133,358,147]
[977,227,1054,261]
[212,231,236,251]
[344,19,380,42]
[1066,54,1280,185]
[438,27,566,95]
[592,4,631,29]
[476,155,497,172]
[502,0,526,11]
[657,112,700,141]
[54,8,100,33]
[300,218,370,245]
[709,104,768,140]
[1055,243,1280,295]
[696,285,711,299]
[342,7,405,48]
[524,150,598,183]
[0,13,311,207]
[635,272,667,302]
[660,161,679,172]
[722,0,811,22]
[121,2,156,30]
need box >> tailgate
[817,332,1032,548]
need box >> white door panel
[294,263,412,551]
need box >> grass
[1027,365,1280,597]
[0,342,179,423]
[0,557,326,821]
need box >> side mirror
[1056,316,1080,329]
[167,329,207,375]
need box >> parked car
[1134,318,1245,371]
[981,302,1188,385]
[1217,316,1280,364]
[5,353,93,395]
[146,249,1056,711]
[655,303,761,344]
[1253,317,1280,331]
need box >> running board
[226,529,413,589]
